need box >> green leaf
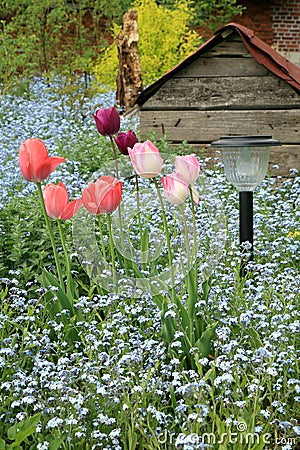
[194,322,218,357]
[42,268,75,316]
[202,277,211,302]
[186,268,197,327]
[0,438,6,450]
[7,413,41,445]
[169,385,177,412]
[46,434,65,450]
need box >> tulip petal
[190,185,200,205]
[128,141,163,179]
[82,177,122,215]
[175,155,200,185]
[162,172,189,205]
[38,156,66,181]
[61,198,83,220]
[43,182,82,220]
[19,138,66,182]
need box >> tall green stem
[36,182,64,288]
[57,220,72,294]
[189,186,198,285]
[135,173,145,267]
[107,213,117,292]
[180,203,195,344]
[153,177,175,302]
[110,136,119,179]
[97,215,107,265]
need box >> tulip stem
[57,220,72,296]
[179,203,195,345]
[189,186,198,287]
[153,178,176,302]
[97,215,108,266]
[36,182,64,289]
[110,136,119,179]
[107,213,117,292]
[135,173,144,265]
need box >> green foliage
[155,0,244,31]
[93,0,202,90]
[191,0,244,33]
[0,413,41,449]
[0,0,109,93]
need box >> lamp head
[211,135,281,191]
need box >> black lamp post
[211,135,281,276]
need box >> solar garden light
[211,135,281,276]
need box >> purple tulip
[115,130,139,155]
[92,107,120,137]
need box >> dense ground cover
[0,77,299,449]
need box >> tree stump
[116,9,142,111]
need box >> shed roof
[135,22,300,107]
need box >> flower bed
[0,77,299,449]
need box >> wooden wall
[139,31,300,177]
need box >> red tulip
[92,107,120,137]
[82,176,122,215]
[174,155,200,185]
[19,138,66,182]
[114,130,139,155]
[43,182,83,220]
[128,141,163,178]
[162,172,189,205]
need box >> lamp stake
[239,191,253,277]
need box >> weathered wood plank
[167,143,300,178]
[175,56,269,78]
[140,109,300,144]
[141,76,300,110]
[203,40,251,57]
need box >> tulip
[128,141,163,178]
[43,182,83,220]
[115,130,139,155]
[92,107,120,137]
[19,138,66,182]
[82,176,122,215]
[162,172,189,205]
[174,155,200,185]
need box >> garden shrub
[93,0,202,90]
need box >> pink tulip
[128,141,163,178]
[92,107,120,137]
[162,172,189,205]
[174,155,200,185]
[115,130,139,155]
[82,176,122,215]
[19,138,66,182]
[43,182,83,220]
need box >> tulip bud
[82,176,122,215]
[128,141,163,178]
[19,138,65,183]
[43,182,82,220]
[115,130,139,155]
[162,172,189,205]
[174,155,200,185]
[92,107,120,137]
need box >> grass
[0,76,299,450]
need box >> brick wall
[234,0,300,65]
[233,0,274,44]
[271,0,300,63]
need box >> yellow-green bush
[93,0,201,91]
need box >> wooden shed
[133,22,300,177]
